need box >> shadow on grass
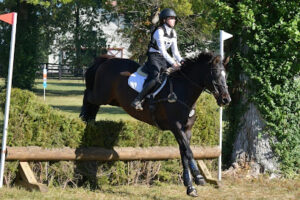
[75,121,125,189]
[33,88,84,96]
[51,105,126,116]
[99,106,127,115]
[46,82,85,88]
[35,80,84,87]
[52,105,81,113]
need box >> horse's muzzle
[216,92,231,106]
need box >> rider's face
[165,17,176,28]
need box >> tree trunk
[74,4,82,76]
[230,92,279,177]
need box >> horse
[80,52,231,197]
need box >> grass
[33,79,135,121]
[0,175,299,200]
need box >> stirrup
[131,100,144,111]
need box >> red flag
[0,13,15,25]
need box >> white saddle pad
[128,72,147,93]
[128,71,167,98]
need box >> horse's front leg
[170,121,198,197]
[184,128,206,186]
[180,148,197,197]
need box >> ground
[0,175,299,199]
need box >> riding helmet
[159,8,176,22]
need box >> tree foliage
[0,1,43,89]
[0,0,107,88]
[102,0,218,62]
[214,0,300,176]
[49,0,107,74]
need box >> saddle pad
[128,72,147,93]
[128,71,167,98]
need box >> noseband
[208,68,228,97]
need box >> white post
[43,65,47,101]
[218,30,233,181]
[0,13,18,188]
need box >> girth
[147,77,193,129]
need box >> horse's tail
[85,54,115,90]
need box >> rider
[131,8,184,111]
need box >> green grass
[33,79,135,121]
[0,176,299,200]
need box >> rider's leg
[131,53,167,111]
[131,78,157,111]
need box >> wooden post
[15,162,48,192]
[197,160,221,188]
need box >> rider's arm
[171,31,183,63]
[154,29,176,66]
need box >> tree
[102,0,219,63]
[214,0,299,176]
[0,0,43,89]
[0,0,107,88]
[51,0,107,75]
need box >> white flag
[221,30,233,41]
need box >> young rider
[131,8,184,111]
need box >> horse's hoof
[195,175,206,186]
[187,186,198,197]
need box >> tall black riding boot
[131,80,156,111]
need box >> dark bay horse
[80,52,231,197]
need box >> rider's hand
[173,62,180,68]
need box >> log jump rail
[5,146,220,161]
[2,146,221,192]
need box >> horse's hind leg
[80,89,100,122]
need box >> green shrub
[0,88,85,148]
[0,89,219,187]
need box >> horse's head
[205,55,231,106]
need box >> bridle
[208,68,228,97]
[176,65,227,98]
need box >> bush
[0,89,219,187]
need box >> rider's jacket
[148,24,183,66]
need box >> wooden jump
[4,146,220,161]
[2,146,221,192]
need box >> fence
[2,145,221,191]
[37,63,86,79]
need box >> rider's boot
[131,79,156,111]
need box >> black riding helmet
[159,8,176,24]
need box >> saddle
[128,66,168,99]
[128,66,181,128]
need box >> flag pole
[0,12,18,188]
[43,65,47,101]
[218,30,232,181]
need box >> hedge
[0,88,219,188]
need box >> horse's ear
[223,56,230,69]
[213,56,221,65]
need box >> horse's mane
[184,52,215,67]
